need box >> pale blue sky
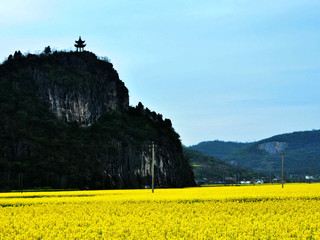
[1,0,319,145]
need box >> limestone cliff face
[31,52,129,126]
[258,142,288,155]
[0,51,195,189]
[29,52,193,187]
[100,140,194,188]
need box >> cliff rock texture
[32,52,128,126]
[258,142,288,155]
[0,51,195,190]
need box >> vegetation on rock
[0,50,194,190]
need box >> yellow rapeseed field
[1,183,320,239]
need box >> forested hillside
[183,148,253,183]
[188,140,251,159]
[224,130,320,176]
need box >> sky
[1,0,320,146]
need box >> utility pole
[18,173,23,193]
[281,151,285,188]
[151,142,155,193]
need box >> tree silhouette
[13,51,22,59]
[43,46,52,55]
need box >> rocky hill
[223,130,320,176]
[0,50,195,190]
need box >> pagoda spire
[74,36,86,52]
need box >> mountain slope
[188,140,251,159]
[183,148,252,183]
[224,130,320,175]
[0,50,195,190]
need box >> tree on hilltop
[43,46,52,55]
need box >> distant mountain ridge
[224,130,320,176]
[188,140,251,159]
[189,130,320,176]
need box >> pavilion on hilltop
[74,36,86,52]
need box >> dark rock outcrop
[97,139,195,189]
[31,52,129,126]
[0,51,195,190]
